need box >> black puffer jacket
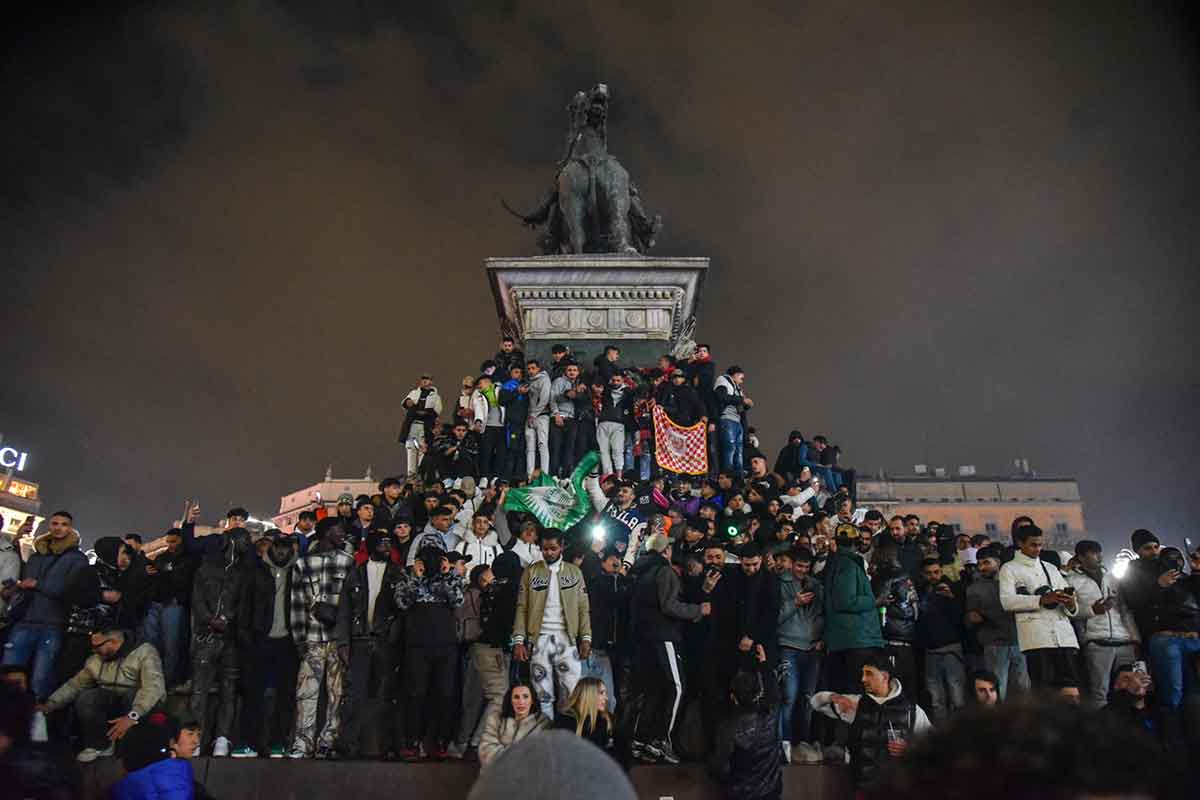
[849,688,918,789]
[583,559,630,652]
[709,677,782,800]
[479,552,522,649]
[872,565,918,643]
[191,551,243,638]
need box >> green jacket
[822,550,883,652]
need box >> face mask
[370,539,394,562]
[269,543,293,566]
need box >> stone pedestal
[486,255,708,366]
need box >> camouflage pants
[529,631,582,719]
[292,641,344,755]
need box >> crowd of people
[1,337,1196,800]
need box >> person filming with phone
[1065,540,1140,708]
[1121,528,1200,750]
[999,523,1081,701]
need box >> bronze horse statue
[504,84,662,255]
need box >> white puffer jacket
[999,551,1080,652]
[1065,568,1140,644]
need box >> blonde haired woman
[478,682,550,767]
[553,677,614,752]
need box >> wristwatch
[126,711,140,722]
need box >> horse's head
[585,83,609,133]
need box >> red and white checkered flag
[652,403,708,475]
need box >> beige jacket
[478,710,550,767]
[512,559,591,646]
[45,641,165,717]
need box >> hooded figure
[479,551,523,650]
[64,536,123,637]
[188,527,246,756]
[393,544,466,757]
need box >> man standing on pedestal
[687,344,718,478]
[524,360,552,478]
[400,374,442,479]
[549,361,582,479]
[597,372,633,477]
[713,366,753,480]
[512,529,592,718]
[499,364,529,482]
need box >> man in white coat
[999,523,1082,700]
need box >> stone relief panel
[516,286,681,340]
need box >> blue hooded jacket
[112,758,195,800]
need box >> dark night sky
[3,1,1198,552]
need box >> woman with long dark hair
[478,681,549,766]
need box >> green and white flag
[503,450,601,530]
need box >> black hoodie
[629,551,703,644]
[479,551,523,649]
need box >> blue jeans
[584,649,617,712]
[1147,633,1200,709]
[637,451,652,481]
[624,436,635,477]
[2,623,64,701]
[718,419,744,478]
[802,460,841,492]
[143,601,188,685]
[779,648,822,743]
[983,643,1030,700]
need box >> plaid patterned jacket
[289,546,354,645]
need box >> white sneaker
[212,736,231,757]
[793,742,824,764]
[781,741,792,764]
[287,748,309,759]
[76,744,115,763]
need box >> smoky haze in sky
[3,1,1198,552]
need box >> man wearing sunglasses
[38,626,166,763]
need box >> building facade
[272,467,377,533]
[857,474,1086,551]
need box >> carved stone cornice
[485,256,708,350]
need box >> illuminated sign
[0,447,29,472]
[0,506,43,537]
[2,478,38,500]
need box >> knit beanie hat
[468,731,635,800]
[1130,529,1159,550]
